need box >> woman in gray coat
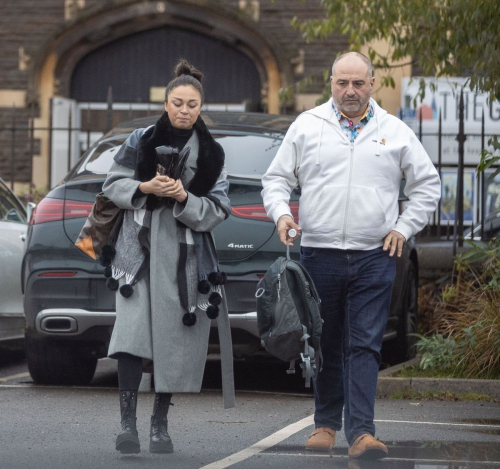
[102,60,234,455]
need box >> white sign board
[400,77,500,165]
[51,97,80,188]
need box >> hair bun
[174,59,203,82]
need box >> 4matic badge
[227,243,254,249]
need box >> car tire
[396,261,418,362]
[25,334,97,385]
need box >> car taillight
[231,204,271,222]
[231,201,299,222]
[64,200,94,220]
[30,198,64,225]
[30,198,93,225]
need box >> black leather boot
[149,393,173,453]
[115,390,140,454]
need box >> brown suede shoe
[305,427,337,451]
[348,434,388,459]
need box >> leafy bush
[16,184,48,205]
[413,333,458,370]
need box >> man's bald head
[332,52,373,79]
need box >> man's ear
[164,102,168,112]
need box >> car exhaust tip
[40,316,77,333]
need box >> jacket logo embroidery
[372,139,387,145]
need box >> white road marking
[199,414,314,469]
[0,372,30,382]
[375,419,500,428]
[266,453,500,465]
[203,388,312,398]
[201,414,500,468]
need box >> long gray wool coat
[102,130,235,408]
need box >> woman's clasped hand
[139,174,187,202]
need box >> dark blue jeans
[300,246,396,445]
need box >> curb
[378,357,421,377]
[377,359,500,398]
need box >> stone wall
[0,0,347,185]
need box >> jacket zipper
[342,143,355,248]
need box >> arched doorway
[29,0,290,188]
[70,26,263,109]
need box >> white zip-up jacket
[262,98,441,250]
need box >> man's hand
[383,230,406,257]
[277,215,301,246]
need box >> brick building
[0,0,409,190]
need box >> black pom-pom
[198,279,211,294]
[120,284,134,298]
[182,312,197,326]
[206,305,219,319]
[221,272,228,285]
[208,292,222,306]
[99,256,111,267]
[208,271,224,286]
[106,277,119,291]
[104,265,112,278]
[101,245,116,261]
[208,272,217,284]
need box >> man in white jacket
[262,52,440,460]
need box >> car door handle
[20,234,26,242]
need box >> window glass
[214,134,283,178]
[79,137,127,174]
[0,181,26,223]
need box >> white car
[0,178,31,344]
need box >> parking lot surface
[0,355,499,469]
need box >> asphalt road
[1,349,500,469]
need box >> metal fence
[404,89,499,249]
[0,87,245,192]
[1,88,498,248]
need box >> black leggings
[117,352,143,391]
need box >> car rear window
[77,136,128,175]
[77,132,283,179]
[213,134,283,178]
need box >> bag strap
[299,325,315,388]
[286,260,318,306]
[285,240,317,301]
[295,260,321,303]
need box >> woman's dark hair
[164,59,204,103]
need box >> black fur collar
[134,112,225,198]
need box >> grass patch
[392,365,500,380]
[389,389,498,402]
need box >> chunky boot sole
[149,439,174,454]
[116,433,141,454]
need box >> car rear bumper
[35,309,116,336]
[35,308,259,338]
